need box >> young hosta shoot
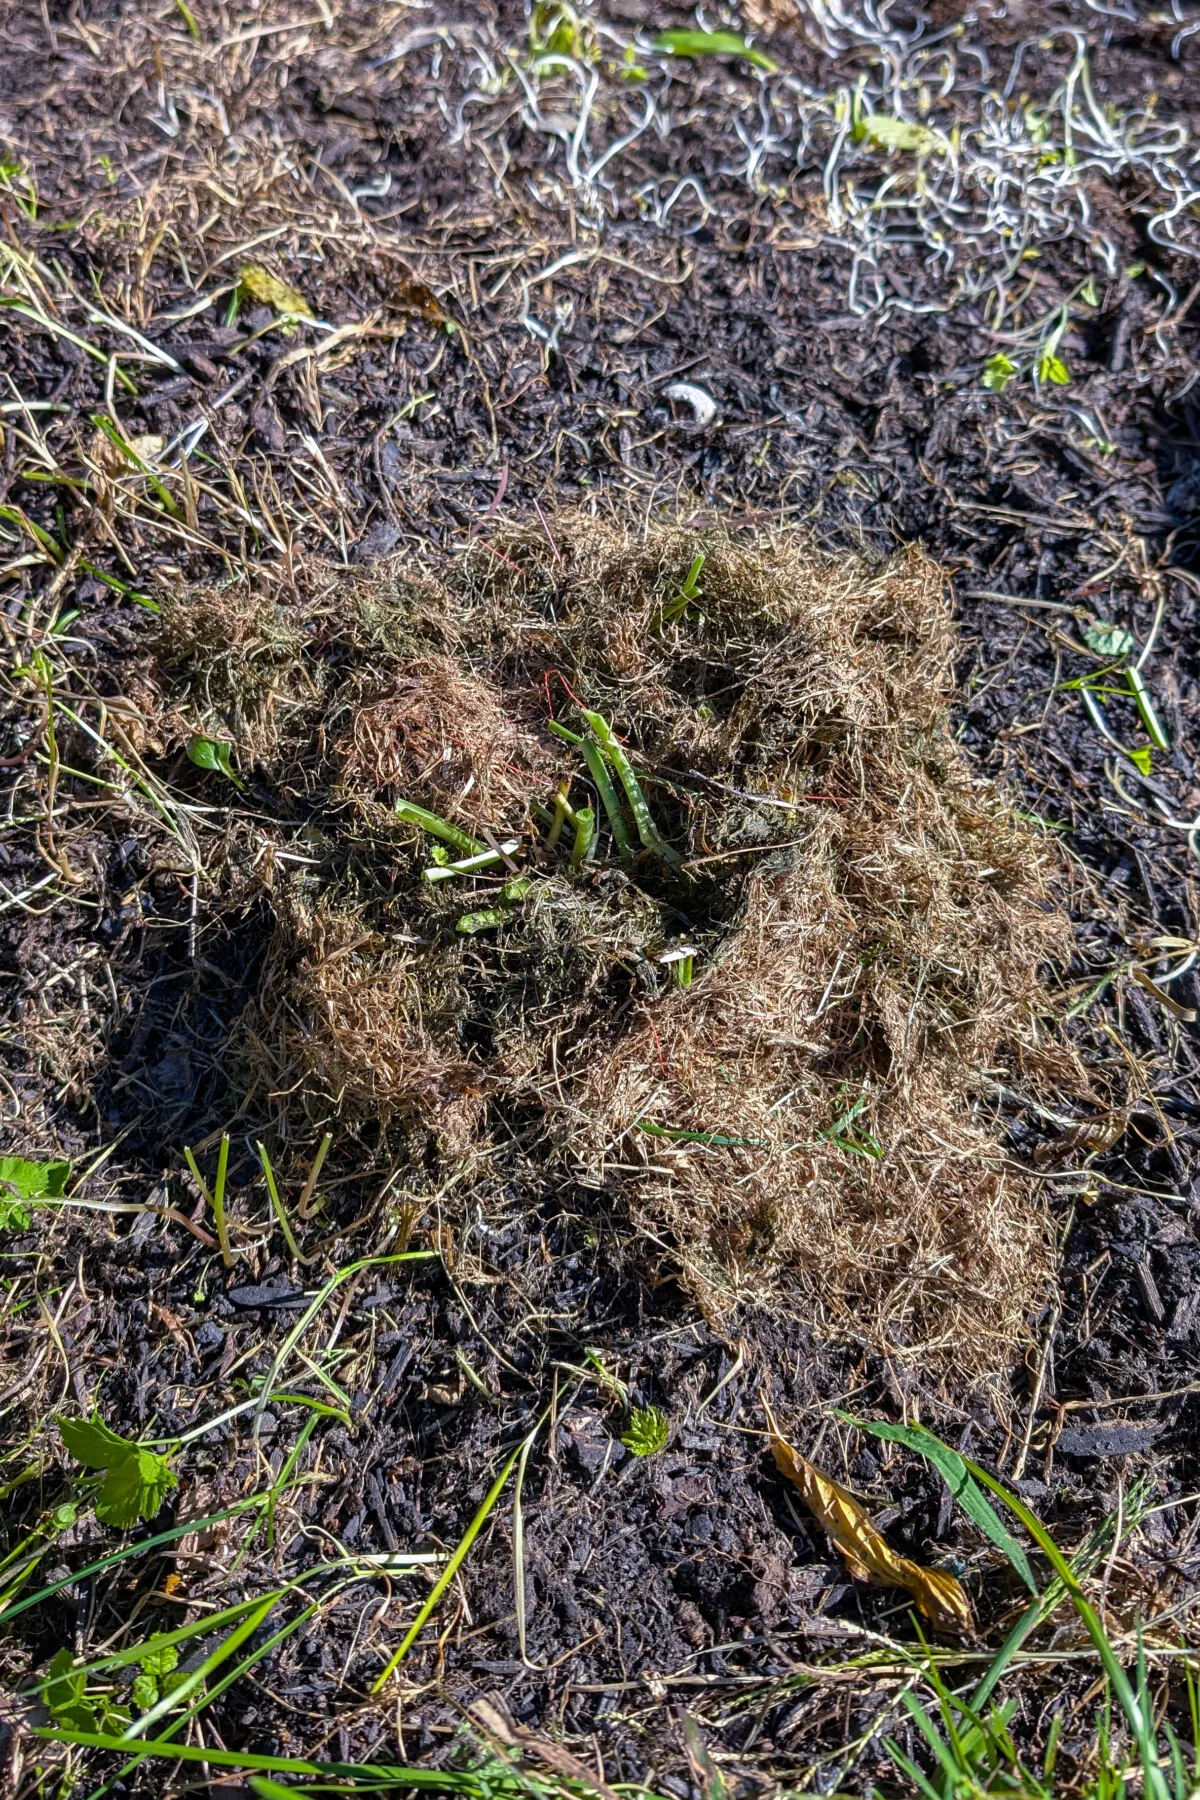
[583,711,682,868]
[57,1415,178,1529]
[570,804,596,871]
[621,1405,669,1457]
[456,877,533,935]
[580,736,633,860]
[658,551,706,625]
[545,786,570,849]
[394,797,485,858]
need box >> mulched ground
[2,1,1200,1793]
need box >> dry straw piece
[154,517,1075,1373]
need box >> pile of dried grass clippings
[150,517,1080,1373]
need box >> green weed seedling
[658,550,706,625]
[653,28,777,74]
[0,1153,70,1229]
[621,1406,669,1457]
[0,1498,77,1612]
[821,1093,883,1160]
[42,1646,132,1735]
[186,733,245,789]
[57,1414,178,1528]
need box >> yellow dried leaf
[767,1416,973,1634]
[90,432,165,477]
[237,264,314,320]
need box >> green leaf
[58,1412,138,1470]
[1083,620,1135,658]
[58,1414,178,1527]
[139,1639,179,1680]
[130,1671,158,1711]
[95,1447,178,1529]
[1036,352,1070,386]
[862,114,944,155]
[42,1648,99,1733]
[186,735,245,789]
[652,28,777,73]
[620,1405,669,1457]
[840,1414,1038,1595]
[1129,746,1154,776]
[0,1155,70,1228]
[982,352,1017,394]
[0,1192,29,1231]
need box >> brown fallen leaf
[1033,1107,1129,1167]
[391,267,448,325]
[237,263,314,320]
[764,1401,973,1634]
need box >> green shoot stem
[256,1141,311,1266]
[570,804,596,871]
[581,738,632,859]
[583,711,681,867]
[184,1137,232,1266]
[394,798,484,857]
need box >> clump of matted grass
[151,517,1076,1372]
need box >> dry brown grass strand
[332,654,562,831]
[242,898,483,1152]
[154,516,1076,1375]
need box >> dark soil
[2,1,1200,1794]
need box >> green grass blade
[900,1691,966,1783]
[1126,664,1170,750]
[120,1591,280,1738]
[955,1449,1166,1800]
[251,1252,434,1438]
[0,1495,270,1626]
[371,1438,524,1689]
[841,1414,1037,1594]
[32,1729,501,1788]
[19,1593,277,1690]
[883,1735,945,1800]
[92,1600,322,1797]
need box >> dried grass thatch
[151,517,1075,1372]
